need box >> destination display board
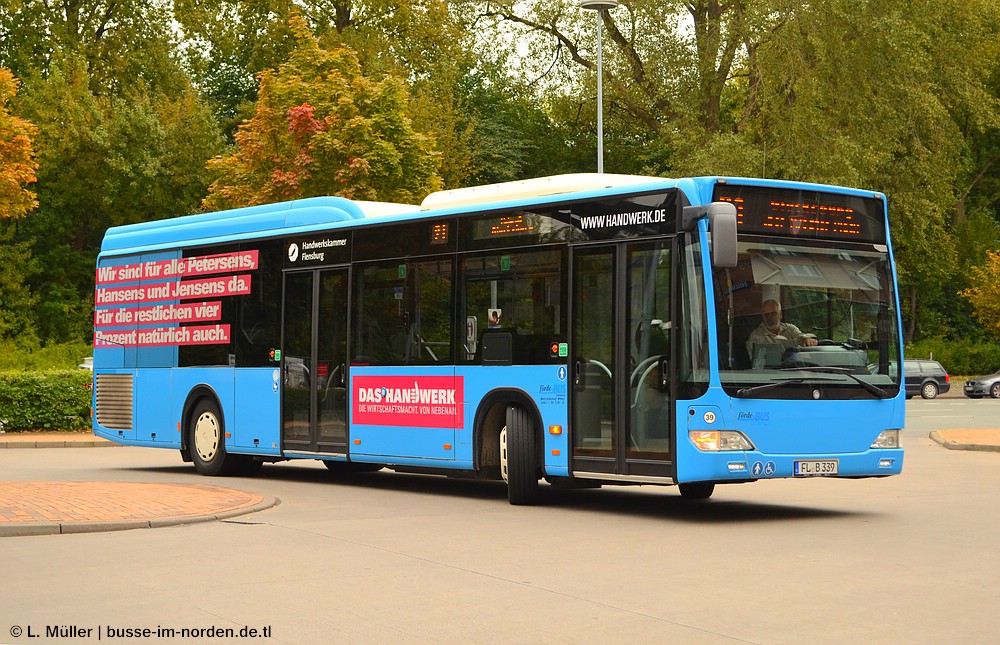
[714,184,887,244]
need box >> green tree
[0,0,187,96]
[457,0,796,172]
[203,18,441,210]
[2,2,227,345]
[0,235,38,341]
[173,0,301,134]
[14,55,224,342]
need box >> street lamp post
[579,0,618,173]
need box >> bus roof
[100,196,420,254]
[98,174,677,256]
[419,173,663,211]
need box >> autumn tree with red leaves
[203,17,441,211]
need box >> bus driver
[746,299,818,362]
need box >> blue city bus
[92,173,905,504]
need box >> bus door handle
[658,357,670,391]
[574,361,583,387]
[328,363,345,387]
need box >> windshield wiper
[736,378,810,396]
[779,366,891,399]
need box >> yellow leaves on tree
[0,68,38,219]
[203,17,441,211]
[961,250,1000,339]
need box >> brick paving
[0,432,280,536]
[0,481,274,536]
[0,432,117,449]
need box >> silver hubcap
[194,411,220,462]
[499,427,509,484]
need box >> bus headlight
[690,430,755,451]
[871,429,901,449]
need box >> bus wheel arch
[183,388,241,476]
[472,390,543,505]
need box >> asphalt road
[2,398,999,644]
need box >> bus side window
[354,263,401,364]
[461,248,565,365]
[352,259,453,365]
[410,259,453,364]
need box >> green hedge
[0,340,92,371]
[905,338,1000,377]
[0,370,93,432]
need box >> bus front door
[282,268,350,455]
[571,241,674,479]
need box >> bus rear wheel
[190,399,241,476]
[501,406,540,505]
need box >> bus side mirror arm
[681,202,738,268]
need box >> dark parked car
[904,359,950,399]
[963,371,1000,399]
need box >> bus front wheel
[189,399,240,476]
[501,406,540,505]
[678,482,715,500]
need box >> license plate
[794,459,839,476]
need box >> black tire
[920,381,938,399]
[189,399,241,476]
[678,482,715,500]
[503,406,540,505]
[991,383,1000,399]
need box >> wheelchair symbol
[752,461,777,477]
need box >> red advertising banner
[95,250,259,285]
[94,324,231,348]
[94,301,224,328]
[95,275,251,306]
[353,375,464,429]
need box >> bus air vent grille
[95,374,134,430]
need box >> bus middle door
[281,267,350,455]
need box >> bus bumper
[677,448,904,483]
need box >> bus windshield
[714,238,901,398]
